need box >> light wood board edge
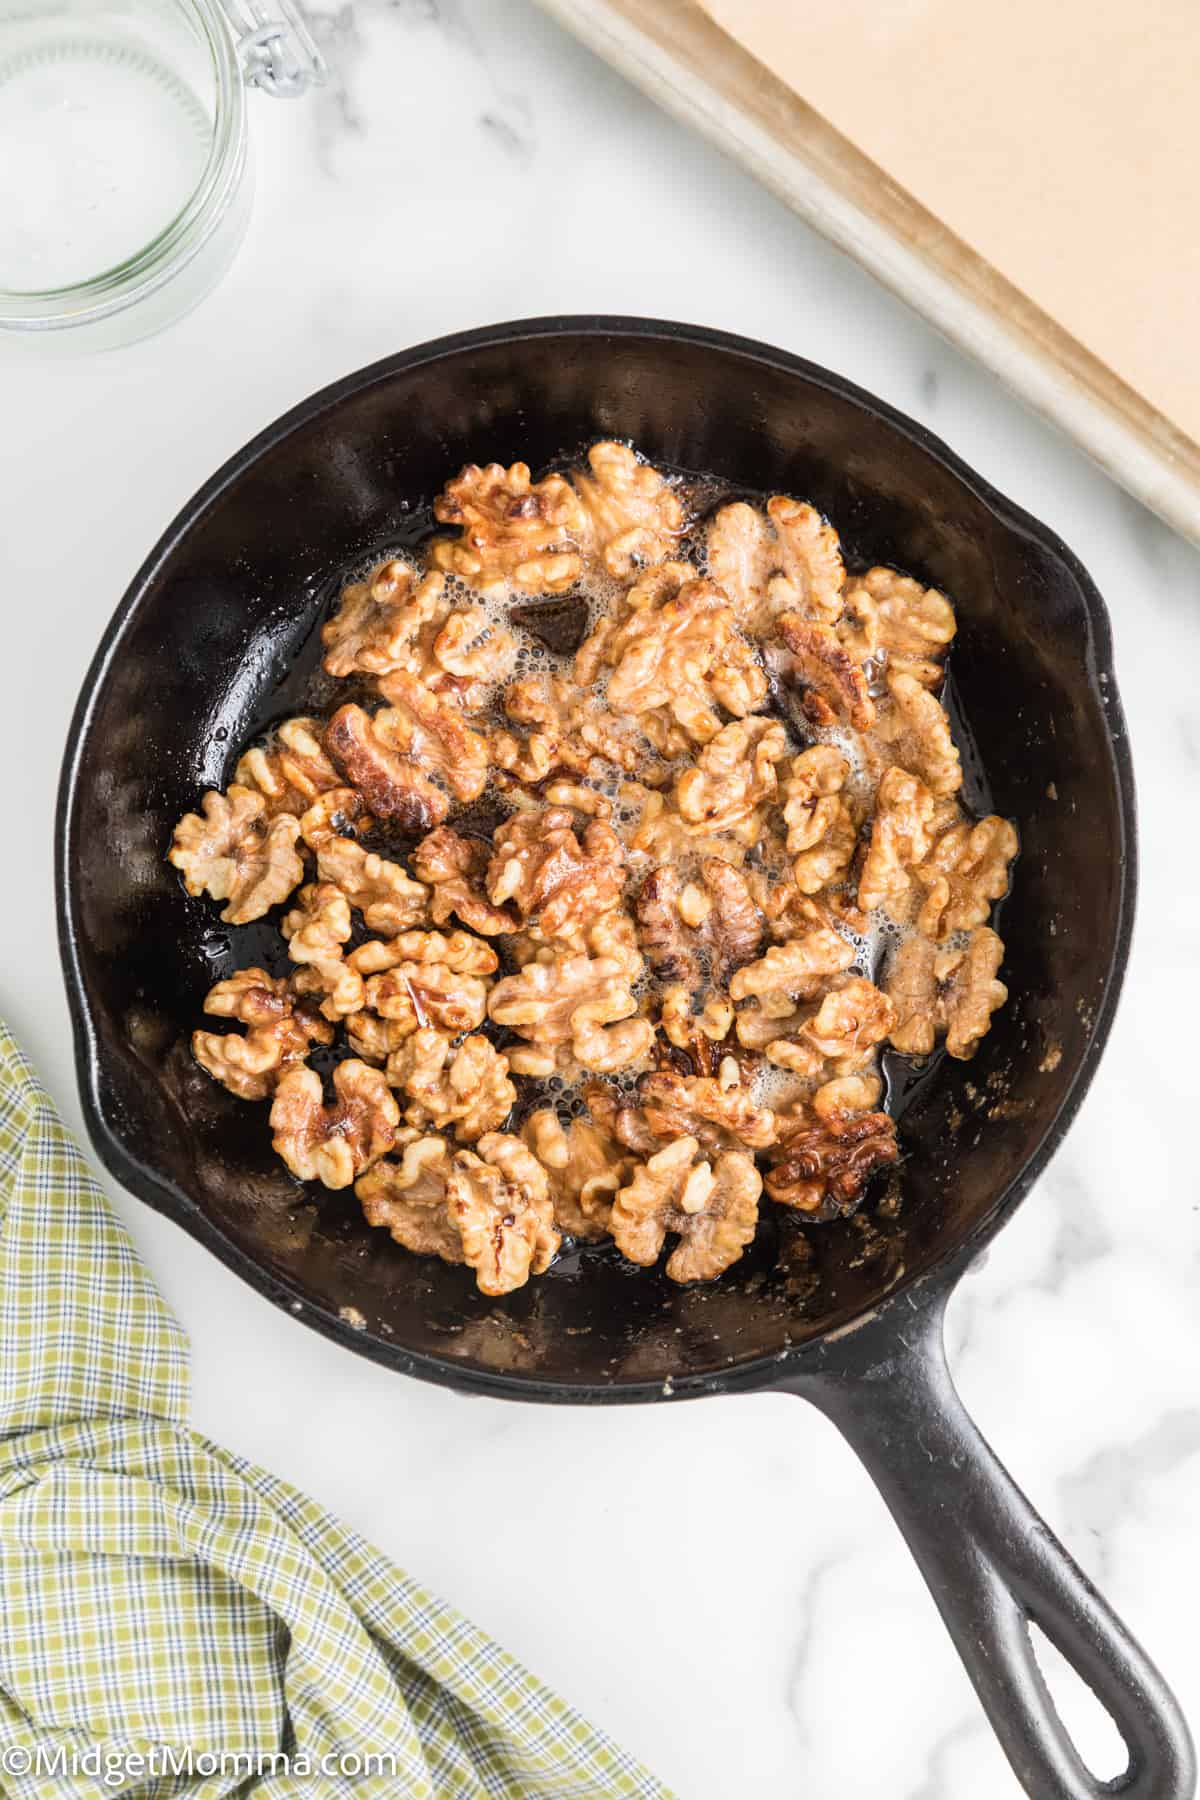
[537,0,1200,545]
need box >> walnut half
[609,1136,762,1283]
[357,1137,460,1263]
[170,787,303,924]
[386,1028,515,1141]
[635,857,764,989]
[706,496,845,636]
[488,950,653,1074]
[431,462,585,597]
[446,1133,561,1295]
[192,969,332,1100]
[270,1061,399,1189]
[523,1109,634,1240]
[485,807,625,942]
[885,926,1008,1060]
[571,441,684,577]
[766,1108,898,1219]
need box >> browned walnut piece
[430,462,586,596]
[173,443,1019,1293]
[357,1137,460,1262]
[270,1061,399,1189]
[445,1134,561,1296]
[766,1105,899,1219]
[235,718,343,818]
[485,807,626,942]
[609,1136,763,1282]
[169,788,303,924]
[707,496,845,636]
[192,970,333,1101]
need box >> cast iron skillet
[57,318,1193,1800]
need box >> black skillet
[56,318,1194,1800]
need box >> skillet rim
[54,313,1138,1403]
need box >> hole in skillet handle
[778,1275,1196,1800]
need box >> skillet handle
[787,1285,1195,1800]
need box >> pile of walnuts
[170,444,1017,1296]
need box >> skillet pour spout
[57,317,1194,1798]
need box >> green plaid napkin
[0,1021,670,1799]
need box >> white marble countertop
[4,3,1199,1795]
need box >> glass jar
[0,0,323,349]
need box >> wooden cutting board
[537,0,1200,542]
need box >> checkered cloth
[0,1022,670,1799]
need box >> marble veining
[2,1,1198,1794]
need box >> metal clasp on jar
[220,0,326,97]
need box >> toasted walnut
[361,935,492,1038]
[351,928,498,979]
[796,977,896,1074]
[766,1109,898,1218]
[411,826,516,935]
[916,814,1018,940]
[315,838,429,934]
[847,567,956,687]
[777,615,874,730]
[323,554,517,706]
[488,951,652,1073]
[564,907,647,979]
[192,968,332,1101]
[234,718,342,818]
[281,883,365,1019]
[579,1080,657,1157]
[321,560,447,678]
[633,1069,777,1152]
[385,1028,515,1141]
[673,717,788,843]
[430,462,586,597]
[571,1010,655,1076]
[729,929,855,1003]
[883,934,941,1055]
[876,671,962,796]
[744,865,863,946]
[886,928,1006,1059]
[609,1136,761,1283]
[356,1136,460,1262]
[941,928,1008,1058]
[624,783,749,867]
[659,985,736,1057]
[782,746,858,894]
[485,808,625,940]
[325,704,448,830]
[835,579,881,664]
[522,1109,633,1240]
[298,788,372,852]
[571,441,684,577]
[749,974,894,1079]
[707,497,844,636]
[541,780,612,817]
[573,562,695,686]
[270,1061,399,1189]
[857,766,937,918]
[812,1073,883,1121]
[446,1132,561,1295]
[169,787,303,924]
[424,606,516,687]
[733,997,814,1062]
[492,672,653,784]
[585,576,767,746]
[360,674,491,801]
[344,1009,410,1066]
[636,858,764,989]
